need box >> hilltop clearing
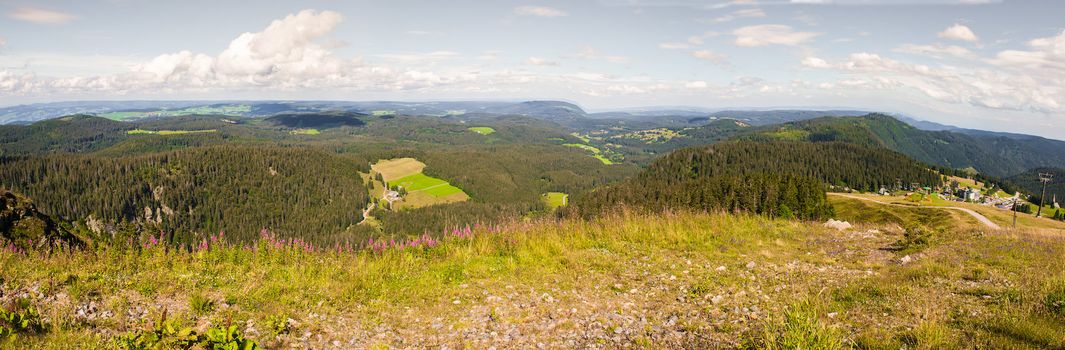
[3,209,1063,348]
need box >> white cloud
[514,6,568,17]
[733,24,821,47]
[525,57,558,66]
[804,30,1065,114]
[691,50,729,66]
[658,42,690,49]
[0,37,6,48]
[574,48,628,63]
[895,43,976,60]
[938,23,979,42]
[708,8,766,23]
[685,80,709,89]
[8,7,77,24]
[406,30,432,36]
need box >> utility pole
[1037,172,1053,218]
[1012,197,1018,229]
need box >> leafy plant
[264,313,292,337]
[113,309,259,350]
[0,299,46,339]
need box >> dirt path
[829,193,1002,230]
[359,202,376,225]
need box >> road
[828,193,1002,230]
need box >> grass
[563,143,615,165]
[288,128,320,135]
[369,158,469,209]
[467,127,496,135]
[126,129,218,135]
[370,158,426,182]
[4,204,1064,347]
[388,173,449,192]
[542,192,568,209]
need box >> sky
[1,0,1064,138]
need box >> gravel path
[829,193,1001,230]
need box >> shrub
[0,299,46,339]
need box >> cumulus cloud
[8,7,77,24]
[938,23,979,42]
[895,43,976,60]
[804,30,1065,114]
[733,24,821,47]
[708,8,765,22]
[691,50,730,67]
[514,6,568,17]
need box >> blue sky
[1,0,1064,138]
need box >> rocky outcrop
[0,189,82,250]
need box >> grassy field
[3,209,1063,349]
[370,158,426,182]
[289,128,320,135]
[126,129,218,135]
[467,127,496,135]
[836,192,1065,232]
[369,158,469,210]
[563,143,615,165]
[542,192,568,208]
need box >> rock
[900,255,913,264]
[823,219,853,231]
[745,261,757,269]
[716,265,727,272]
[827,312,838,319]
[711,295,724,304]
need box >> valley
[1,100,1064,349]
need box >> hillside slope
[570,141,941,219]
[738,114,1065,177]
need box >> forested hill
[0,146,371,245]
[1007,167,1065,205]
[569,141,941,219]
[736,114,1065,177]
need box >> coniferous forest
[569,141,943,219]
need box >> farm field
[369,158,469,210]
[542,192,568,208]
[126,129,218,135]
[468,126,496,135]
[563,143,615,165]
[370,158,426,182]
[289,128,320,135]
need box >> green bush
[0,299,46,339]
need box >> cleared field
[563,143,601,153]
[468,127,496,135]
[290,128,321,135]
[423,183,465,197]
[127,129,218,135]
[389,173,449,192]
[542,192,568,208]
[838,192,1065,232]
[369,158,469,210]
[371,158,426,182]
[563,143,615,165]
